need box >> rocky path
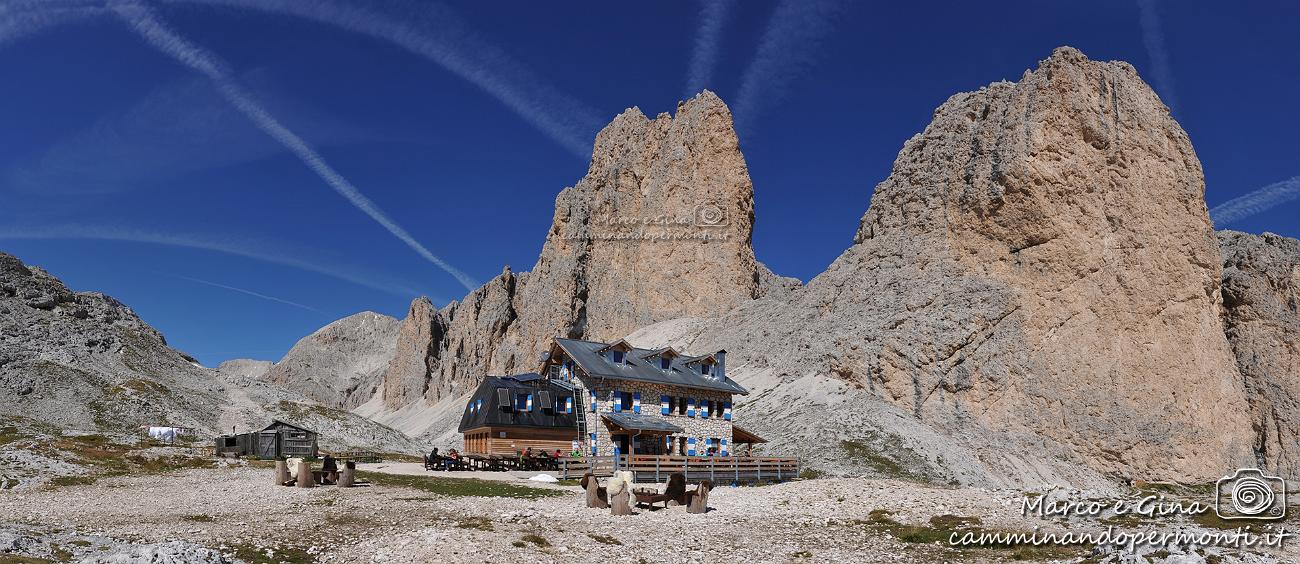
[2,466,1297,563]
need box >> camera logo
[1215,468,1286,520]
[693,203,727,227]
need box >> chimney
[715,350,726,380]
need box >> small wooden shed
[214,420,318,458]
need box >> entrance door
[256,431,278,458]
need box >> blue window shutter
[590,433,597,455]
[565,396,573,413]
[721,439,728,456]
[590,389,597,412]
[660,395,670,415]
[723,401,732,421]
[613,390,622,412]
[702,401,710,418]
[633,392,641,413]
[687,437,696,456]
[526,394,533,411]
[665,435,672,450]
[687,398,695,418]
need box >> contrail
[0,1,105,47]
[165,0,604,158]
[1136,0,1180,114]
[684,0,733,98]
[0,224,425,298]
[733,0,841,138]
[164,273,325,314]
[109,1,479,292]
[1210,176,1300,226]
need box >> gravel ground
[1,465,1297,563]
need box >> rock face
[0,251,220,432]
[260,311,399,410]
[379,91,776,411]
[1220,231,1300,477]
[0,251,423,454]
[632,47,1256,486]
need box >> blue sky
[2,1,1297,366]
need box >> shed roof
[260,420,315,434]
[457,375,580,433]
[552,338,748,395]
[602,412,684,434]
[731,425,767,444]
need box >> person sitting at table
[321,454,338,484]
[427,448,441,470]
[445,448,460,471]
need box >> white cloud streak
[1136,0,1180,114]
[163,273,325,314]
[733,0,841,138]
[0,224,425,298]
[684,0,733,98]
[166,0,604,158]
[0,1,104,48]
[109,1,478,292]
[1209,176,1300,226]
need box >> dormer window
[700,363,711,376]
[660,357,671,370]
[611,350,625,364]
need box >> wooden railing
[559,455,799,484]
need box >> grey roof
[602,412,684,434]
[457,374,580,433]
[554,338,748,395]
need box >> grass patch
[48,475,98,488]
[110,378,170,397]
[511,541,526,548]
[1188,509,1280,530]
[182,514,215,522]
[456,517,494,531]
[554,479,581,487]
[0,556,57,563]
[44,438,213,490]
[0,426,24,446]
[587,534,621,545]
[861,509,1088,561]
[228,544,314,564]
[791,550,812,558]
[49,546,72,562]
[357,471,565,499]
[799,468,824,480]
[838,432,943,483]
[519,534,550,548]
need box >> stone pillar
[274,460,289,485]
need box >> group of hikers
[424,447,463,471]
[424,446,588,472]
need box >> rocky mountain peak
[638,47,1255,486]
[374,91,769,416]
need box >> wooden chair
[635,473,687,509]
[581,473,608,509]
[686,480,713,514]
